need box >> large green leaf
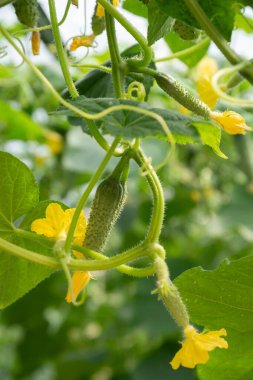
[55,97,226,158]
[153,0,237,41]
[175,255,253,379]
[0,152,55,309]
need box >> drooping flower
[211,110,252,135]
[170,324,228,370]
[196,56,219,110]
[31,203,91,303]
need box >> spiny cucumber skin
[155,73,211,118]
[13,0,38,27]
[92,11,105,36]
[84,177,127,253]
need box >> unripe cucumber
[155,73,211,118]
[172,19,200,40]
[84,175,127,252]
[92,6,105,36]
[13,0,38,27]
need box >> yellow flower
[96,0,120,18]
[196,56,219,110]
[31,203,91,303]
[44,130,63,155]
[70,34,95,51]
[170,325,228,370]
[211,110,252,135]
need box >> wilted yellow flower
[96,0,120,17]
[196,56,219,110]
[44,130,63,155]
[31,203,91,303]
[211,110,252,135]
[70,34,95,51]
[170,325,228,370]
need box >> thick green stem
[48,0,78,98]
[105,10,124,97]
[134,149,165,243]
[184,0,253,85]
[64,137,120,253]
[0,237,150,272]
[72,245,155,277]
[98,0,152,67]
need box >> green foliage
[153,0,237,40]
[147,0,174,45]
[56,96,226,158]
[175,255,253,380]
[0,152,54,309]
[62,45,155,100]
[0,100,43,141]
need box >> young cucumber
[13,0,38,27]
[84,170,128,253]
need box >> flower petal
[45,203,65,236]
[31,218,56,238]
[64,209,86,246]
[65,271,91,303]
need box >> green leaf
[175,255,253,380]
[147,0,174,45]
[165,33,210,68]
[153,0,237,41]
[0,100,44,141]
[55,97,225,158]
[235,13,253,34]
[0,152,55,309]
[123,0,148,18]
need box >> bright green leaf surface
[0,152,55,309]
[175,255,253,379]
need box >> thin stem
[48,0,78,98]
[64,137,120,253]
[105,10,124,97]
[70,63,112,73]
[184,0,253,85]
[211,63,253,107]
[134,149,165,243]
[85,119,112,151]
[98,0,152,67]
[155,37,210,63]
